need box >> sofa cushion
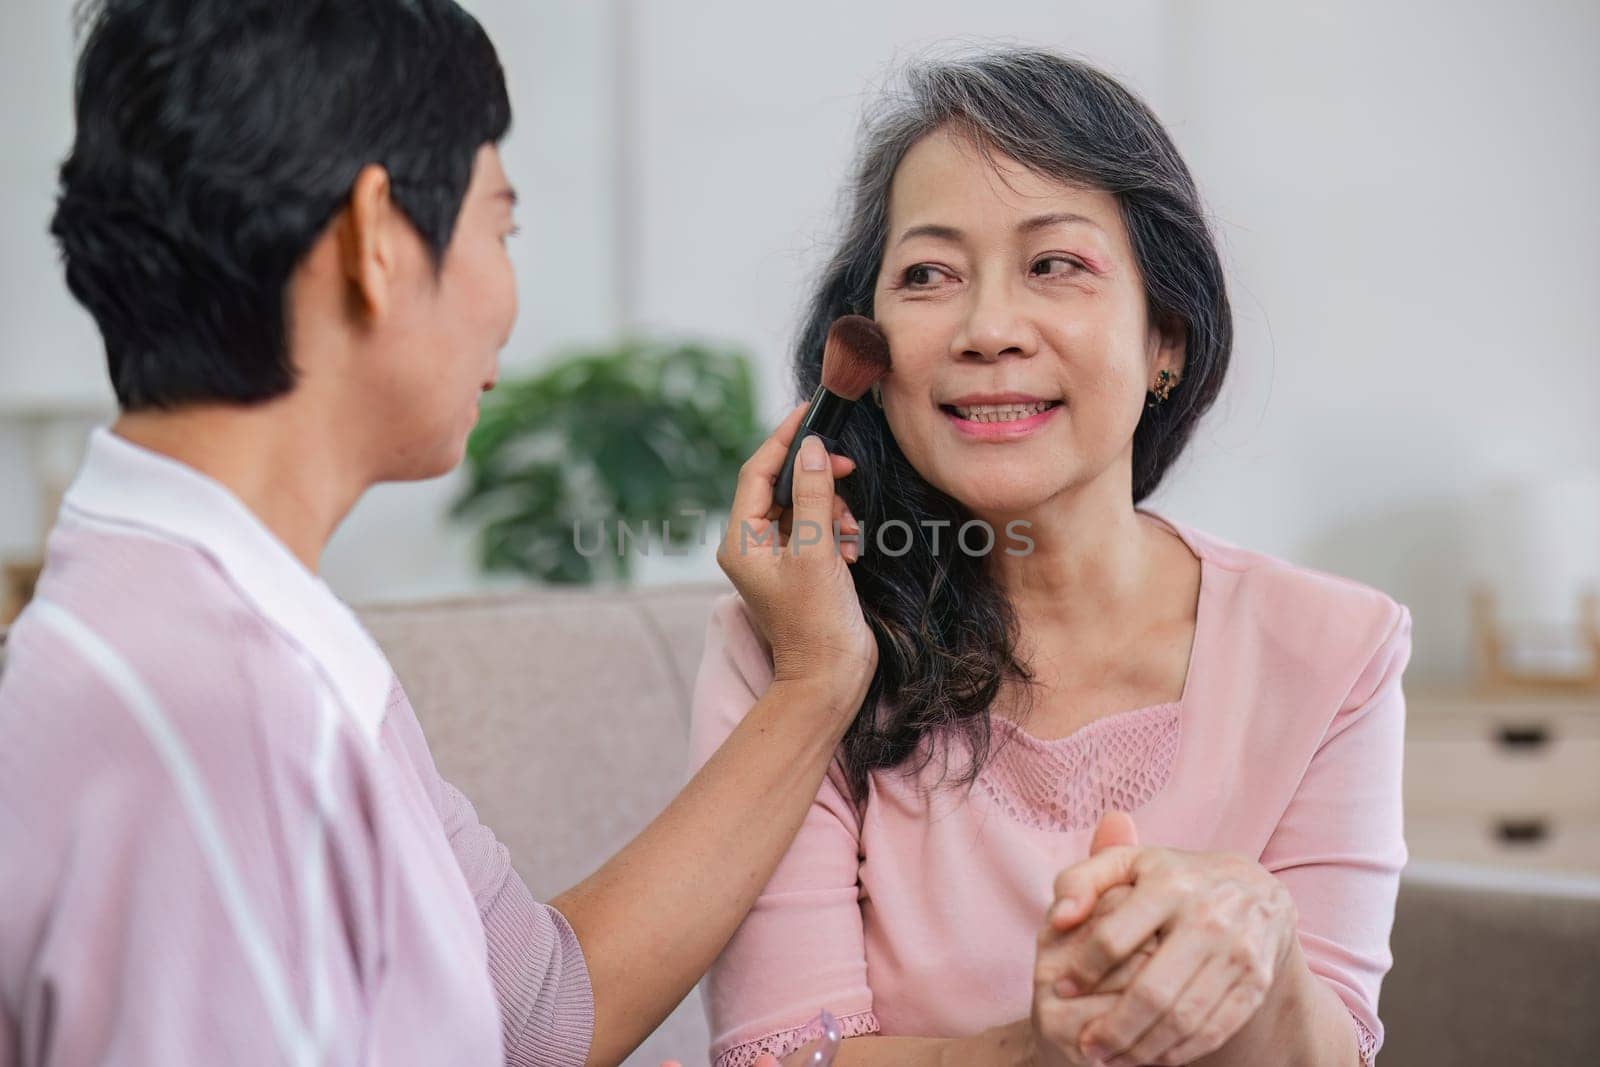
[1381,861,1600,1065]
[361,584,727,900]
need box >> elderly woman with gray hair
[690,48,1408,1067]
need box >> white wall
[0,2,107,410]
[625,0,1173,379]
[331,0,1178,600]
[4,1,1597,681]
[324,0,625,600]
[1151,0,1600,679]
[0,1,115,560]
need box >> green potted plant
[453,338,763,585]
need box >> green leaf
[454,338,763,585]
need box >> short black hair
[50,0,512,411]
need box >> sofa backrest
[360,581,730,1065]
[1383,862,1600,1064]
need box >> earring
[1146,369,1178,407]
[870,381,884,408]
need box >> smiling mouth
[940,400,1062,423]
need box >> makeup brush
[773,315,892,511]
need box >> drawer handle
[1495,725,1550,749]
[1494,818,1549,845]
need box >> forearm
[1194,940,1360,1067]
[826,1021,1035,1067]
[552,677,857,1067]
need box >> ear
[1148,311,1188,386]
[338,164,398,321]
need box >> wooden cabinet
[1404,689,1600,875]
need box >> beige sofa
[5,583,1598,1064]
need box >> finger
[1037,885,1135,995]
[730,403,810,523]
[1050,845,1142,930]
[1089,810,1140,854]
[1159,972,1266,1064]
[1055,882,1178,995]
[764,460,855,526]
[1076,923,1230,1064]
[1102,953,1239,1067]
[836,500,862,564]
[1043,883,1132,985]
[1060,882,1133,926]
[720,510,782,567]
[778,497,854,541]
[1059,938,1155,997]
[787,435,839,561]
[1031,991,1124,1061]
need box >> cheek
[874,304,946,395]
[481,252,518,339]
[469,252,518,342]
[441,243,518,348]
[874,319,943,444]
[1054,299,1151,406]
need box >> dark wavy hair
[798,48,1233,802]
[51,0,511,412]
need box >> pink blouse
[688,516,1409,1067]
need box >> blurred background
[5,0,1600,872]
[6,0,1598,674]
[1,2,1597,1059]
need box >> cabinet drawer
[1405,815,1600,875]
[1403,737,1600,816]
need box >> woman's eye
[1031,256,1082,277]
[903,264,945,287]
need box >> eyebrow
[893,211,1100,247]
[494,187,519,205]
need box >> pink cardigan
[689,517,1408,1067]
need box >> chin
[941,473,1063,518]
[429,436,473,480]
[380,434,470,484]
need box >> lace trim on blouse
[974,702,1181,832]
[714,1010,880,1067]
[1351,1007,1380,1066]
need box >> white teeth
[952,401,1056,422]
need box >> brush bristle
[819,315,892,401]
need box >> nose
[951,277,1039,363]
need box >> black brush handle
[774,384,854,511]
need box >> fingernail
[1051,897,1078,923]
[800,434,827,471]
[1084,1042,1111,1061]
[1055,977,1078,998]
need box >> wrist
[1273,927,1313,1005]
[768,673,866,732]
[1251,935,1324,1052]
[938,1020,1038,1067]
